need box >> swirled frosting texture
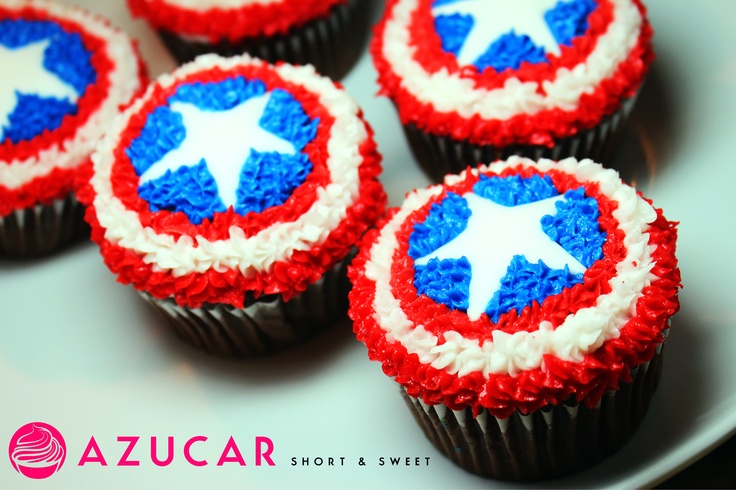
[371,0,654,147]
[0,0,146,217]
[127,0,346,42]
[348,157,680,417]
[80,53,386,309]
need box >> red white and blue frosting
[127,0,347,43]
[371,0,654,147]
[349,157,680,418]
[0,0,146,217]
[81,54,386,309]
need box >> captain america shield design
[84,55,385,308]
[349,157,680,415]
[370,0,653,148]
[0,1,143,218]
[0,16,95,145]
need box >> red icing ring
[84,138,385,308]
[127,0,346,42]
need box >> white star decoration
[138,92,297,208]
[432,0,563,66]
[414,193,586,321]
[0,39,79,138]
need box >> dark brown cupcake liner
[403,94,640,183]
[0,194,89,259]
[401,327,668,481]
[138,251,354,358]
[156,0,371,80]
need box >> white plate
[2,1,735,488]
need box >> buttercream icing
[349,156,680,417]
[127,0,346,42]
[371,0,654,147]
[81,53,386,308]
[0,0,146,216]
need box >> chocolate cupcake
[127,0,371,80]
[349,156,680,480]
[371,0,654,182]
[0,0,146,258]
[80,53,386,358]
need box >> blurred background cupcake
[0,0,146,258]
[80,53,387,358]
[371,0,655,182]
[349,156,680,480]
[127,0,372,80]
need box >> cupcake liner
[0,194,89,259]
[401,328,668,481]
[156,0,370,80]
[403,94,640,183]
[139,252,354,358]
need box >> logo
[8,422,66,479]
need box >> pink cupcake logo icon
[8,422,66,479]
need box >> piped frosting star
[414,192,587,321]
[137,91,297,209]
[0,39,79,139]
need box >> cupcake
[0,0,146,258]
[80,53,387,358]
[127,0,371,80]
[371,0,654,182]
[349,156,680,480]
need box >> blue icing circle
[545,0,598,46]
[126,76,320,225]
[432,0,598,72]
[475,32,547,72]
[434,12,474,58]
[416,256,472,312]
[235,150,313,216]
[0,19,96,143]
[410,175,606,321]
[474,173,559,206]
[139,159,226,224]
[409,192,471,260]
[485,255,583,322]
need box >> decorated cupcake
[80,53,386,358]
[0,0,146,258]
[127,0,371,80]
[371,0,654,182]
[349,156,680,480]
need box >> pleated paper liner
[404,94,640,184]
[139,252,354,358]
[157,0,371,80]
[0,194,89,258]
[402,328,669,481]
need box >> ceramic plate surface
[1,0,735,488]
